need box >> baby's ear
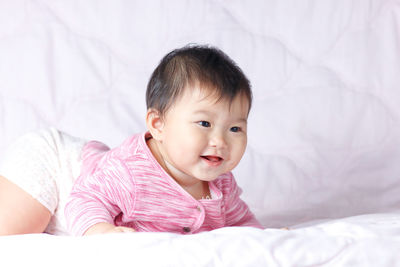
[145,108,164,140]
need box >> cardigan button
[182,227,191,233]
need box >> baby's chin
[192,164,233,181]
[196,172,227,182]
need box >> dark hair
[146,44,252,117]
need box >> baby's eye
[198,121,211,127]
[230,126,241,132]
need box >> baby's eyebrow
[193,110,248,124]
[192,110,214,116]
[235,118,248,124]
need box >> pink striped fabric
[65,132,262,236]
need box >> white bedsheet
[1,212,400,266]
[1,1,400,266]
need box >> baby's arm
[65,159,136,235]
[65,181,117,235]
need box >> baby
[0,45,262,235]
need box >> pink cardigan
[65,132,262,236]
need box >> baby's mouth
[201,155,223,165]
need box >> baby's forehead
[177,86,228,105]
[191,85,249,104]
[175,86,250,113]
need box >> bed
[1,0,400,266]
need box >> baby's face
[156,86,249,184]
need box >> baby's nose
[210,132,227,148]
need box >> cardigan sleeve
[65,156,136,236]
[224,174,263,229]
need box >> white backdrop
[1,0,400,228]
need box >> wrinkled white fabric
[1,213,400,267]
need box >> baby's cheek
[230,147,246,167]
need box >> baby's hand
[106,226,136,233]
[84,222,135,235]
